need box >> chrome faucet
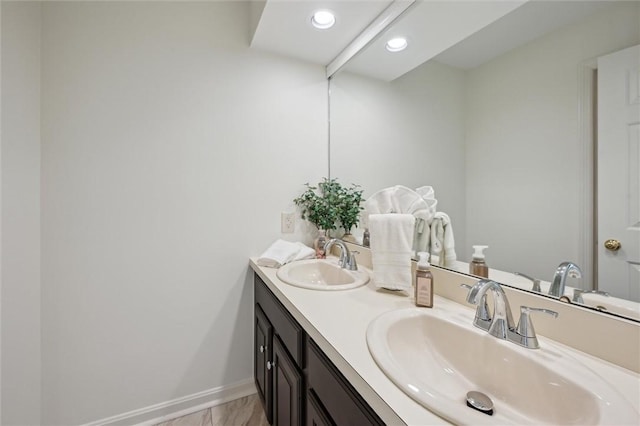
[549,262,582,297]
[324,238,358,271]
[465,279,516,339]
[463,279,558,349]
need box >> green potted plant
[293,179,339,233]
[294,178,363,254]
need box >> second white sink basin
[367,307,639,425]
[276,258,369,291]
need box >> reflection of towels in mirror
[369,213,414,292]
[413,218,430,254]
[415,186,438,217]
[414,186,438,253]
[364,185,432,221]
[364,185,435,254]
[430,212,456,267]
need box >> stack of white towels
[256,239,316,268]
[364,185,456,291]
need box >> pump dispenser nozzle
[417,252,430,269]
[472,245,489,260]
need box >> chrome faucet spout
[549,262,582,297]
[466,280,515,340]
[323,238,357,271]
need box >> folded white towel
[369,214,414,292]
[292,242,316,262]
[364,185,432,222]
[430,212,456,267]
[257,240,315,268]
[415,186,438,219]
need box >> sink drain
[466,391,494,416]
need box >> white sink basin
[367,307,639,425]
[276,258,369,291]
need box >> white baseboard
[83,378,257,426]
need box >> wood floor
[155,394,269,426]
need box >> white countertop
[249,257,640,425]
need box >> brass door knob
[604,239,621,251]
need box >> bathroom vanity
[254,274,384,425]
[250,254,640,425]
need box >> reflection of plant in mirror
[337,182,363,235]
[293,178,363,234]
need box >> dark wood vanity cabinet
[306,338,384,426]
[255,275,304,426]
[254,274,383,426]
[272,336,303,425]
[254,306,273,422]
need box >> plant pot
[314,229,328,259]
[341,232,357,244]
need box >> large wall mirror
[329,0,640,321]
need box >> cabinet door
[306,390,334,426]
[273,336,302,426]
[255,305,273,423]
[307,338,384,426]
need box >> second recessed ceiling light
[311,10,335,29]
[386,37,408,52]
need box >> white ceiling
[433,0,615,70]
[251,1,623,82]
[250,0,394,66]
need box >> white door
[597,45,640,302]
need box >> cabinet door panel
[306,390,334,426]
[255,305,273,423]
[255,276,305,366]
[273,336,302,426]
[307,338,383,426]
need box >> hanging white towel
[257,240,315,268]
[430,212,457,267]
[369,214,414,292]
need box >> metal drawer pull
[267,360,276,370]
[260,345,265,353]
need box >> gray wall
[1,2,42,425]
[3,1,327,424]
[465,1,640,280]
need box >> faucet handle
[460,283,491,328]
[514,306,558,349]
[346,251,359,271]
[514,272,542,292]
[572,289,610,304]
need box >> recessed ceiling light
[311,10,335,30]
[386,37,408,52]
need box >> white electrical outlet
[281,212,295,233]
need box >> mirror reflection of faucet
[549,261,582,298]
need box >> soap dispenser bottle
[469,245,489,278]
[415,252,434,308]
